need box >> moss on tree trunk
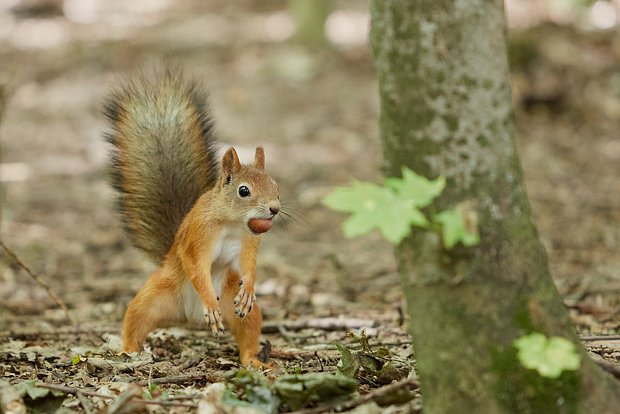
[369,1,620,412]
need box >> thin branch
[0,239,77,326]
[105,386,145,414]
[135,373,219,387]
[76,391,93,414]
[314,351,324,372]
[289,377,420,414]
[580,335,620,342]
[269,349,314,361]
[302,340,411,352]
[0,327,117,340]
[262,317,378,334]
[35,383,197,409]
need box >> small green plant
[71,354,82,365]
[334,332,410,386]
[514,333,581,379]
[323,167,479,247]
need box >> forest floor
[1,1,619,413]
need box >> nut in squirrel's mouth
[248,218,273,234]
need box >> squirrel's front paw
[203,306,225,335]
[233,279,256,319]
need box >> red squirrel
[103,67,280,366]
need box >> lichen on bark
[370,0,513,189]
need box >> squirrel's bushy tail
[104,67,219,263]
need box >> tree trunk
[369,1,620,413]
[289,0,331,46]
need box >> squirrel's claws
[204,306,225,336]
[234,284,256,319]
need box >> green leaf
[225,369,279,414]
[433,204,479,248]
[385,167,446,208]
[323,169,459,245]
[325,183,428,244]
[358,354,384,373]
[17,381,50,400]
[373,347,391,358]
[514,333,581,379]
[274,373,357,411]
[71,354,82,365]
[377,202,428,244]
[335,342,359,378]
[322,182,386,213]
[341,207,384,239]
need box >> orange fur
[121,147,279,366]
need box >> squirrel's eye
[238,186,251,198]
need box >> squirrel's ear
[222,147,241,175]
[254,146,265,170]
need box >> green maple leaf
[514,333,581,379]
[324,182,428,244]
[385,167,446,208]
[433,205,480,248]
[323,169,480,248]
[322,182,385,213]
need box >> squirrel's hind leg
[122,269,183,352]
[220,269,265,367]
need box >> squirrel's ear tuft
[222,147,241,175]
[254,146,265,170]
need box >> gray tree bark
[369,1,620,412]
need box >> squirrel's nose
[269,207,280,216]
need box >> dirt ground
[1,1,619,412]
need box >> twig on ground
[263,317,377,334]
[135,373,219,387]
[290,377,420,414]
[302,340,411,352]
[0,327,118,340]
[105,386,146,414]
[314,351,324,372]
[580,335,620,342]
[178,356,202,371]
[35,383,197,409]
[0,240,77,326]
[269,349,314,361]
[76,391,93,414]
[278,324,311,341]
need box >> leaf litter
[1,2,620,413]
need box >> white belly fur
[182,225,243,324]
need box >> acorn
[248,218,273,234]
